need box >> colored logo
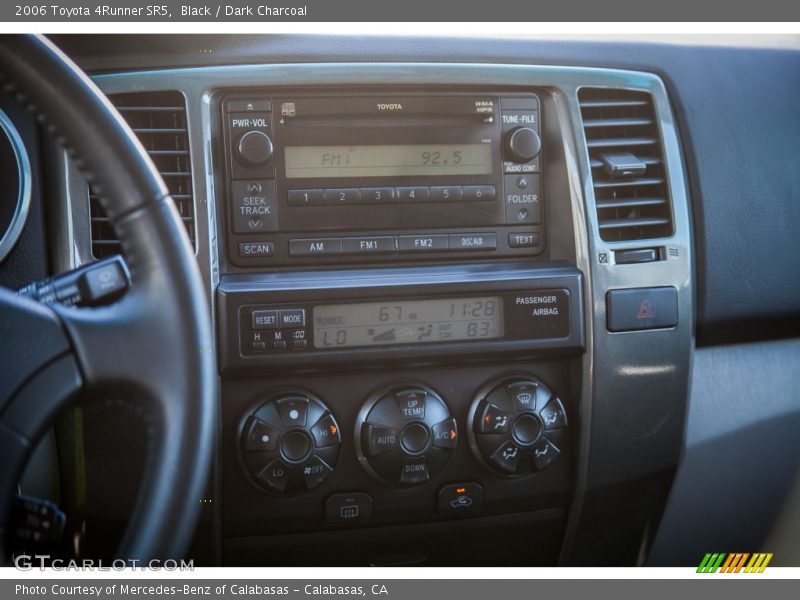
[697,552,773,573]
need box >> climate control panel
[468,377,567,476]
[355,384,458,486]
[238,389,341,494]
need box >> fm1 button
[400,457,430,485]
[230,180,277,233]
[256,459,291,493]
[438,482,483,515]
[277,397,308,428]
[531,438,561,471]
[325,492,372,524]
[396,389,426,420]
[490,440,522,473]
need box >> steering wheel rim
[0,34,215,562]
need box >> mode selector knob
[504,127,541,163]
[237,130,274,167]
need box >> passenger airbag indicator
[509,290,570,339]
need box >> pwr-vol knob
[468,375,567,476]
[236,130,274,167]
[239,389,341,494]
[356,384,457,486]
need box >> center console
[81,62,693,566]
[214,84,585,565]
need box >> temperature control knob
[504,127,541,163]
[468,376,566,476]
[356,384,457,486]
[239,389,341,494]
[236,130,274,167]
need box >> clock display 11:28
[312,296,504,349]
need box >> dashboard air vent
[89,91,194,258]
[578,88,673,242]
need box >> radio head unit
[220,90,544,267]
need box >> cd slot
[282,114,493,128]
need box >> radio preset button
[342,236,395,254]
[430,185,463,202]
[396,186,429,202]
[448,233,497,251]
[397,234,448,252]
[230,180,277,234]
[509,232,540,248]
[287,189,323,206]
[463,185,496,202]
[289,238,343,256]
[324,188,361,205]
[361,187,395,203]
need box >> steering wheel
[0,35,215,562]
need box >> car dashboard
[4,34,799,567]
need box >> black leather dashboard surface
[48,34,800,344]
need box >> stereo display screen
[313,296,503,349]
[285,143,493,178]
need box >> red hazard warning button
[606,287,678,332]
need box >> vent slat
[90,91,194,258]
[131,127,188,134]
[593,177,665,189]
[579,88,673,242]
[116,106,185,112]
[598,217,671,230]
[147,150,190,157]
[583,117,654,128]
[590,156,661,169]
[586,137,658,149]
[579,99,650,108]
[596,197,667,209]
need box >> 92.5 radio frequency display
[284,144,493,179]
[313,296,503,349]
